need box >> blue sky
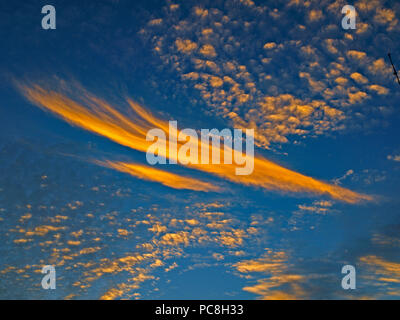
[0,0,400,299]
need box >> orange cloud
[175,39,197,54]
[350,72,368,84]
[234,250,307,300]
[360,255,400,284]
[199,44,217,58]
[347,50,367,61]
[18,81,372,203]
[97,160,219,192]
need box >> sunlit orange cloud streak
[96,160,220,192]
[18,82,372,203]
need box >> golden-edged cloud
[18,81,371,203]
[234,250,307,300]
[97,160,219,192]
[360,255,400,285]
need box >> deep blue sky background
[0,0,400,299]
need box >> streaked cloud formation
[234,249,307,299]
[18,81,370,202]
[96,160,219,192]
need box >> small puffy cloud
[182,72,200,81]
[335,77,348,86]
[175,39,198,54]
[348,91,369,105]
[301,45,317,57]
[299,72,325,92]
[148,223,167,234]
[368,58,389,76]
[212,253,224,261]
[344,33,353,41]
[202,28,213,36]
[199,44,217,58]
[350,72,368,84]
[165,262,178,272]
[218,230,246,247]
[357,0,380,12]
[324,39,338,55]
[194,6,208,17]
[356,22,369,34]
[67,240,81,246]
[347,50,367,61]
[239,0,255,6]
[148,18,162,26]
[169,4,179,11]
[185,219,199,226]
[314,200,333,207]
[209,76,224,87]
[308,9,323,22]
[263,42,277,50]
[161,232,190,246]
[369,84,389,95]
[288,0,309,7]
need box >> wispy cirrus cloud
[388,154,400,162]
[234,249,308,300]
[17,80,372,202]
[96,160,220,192]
